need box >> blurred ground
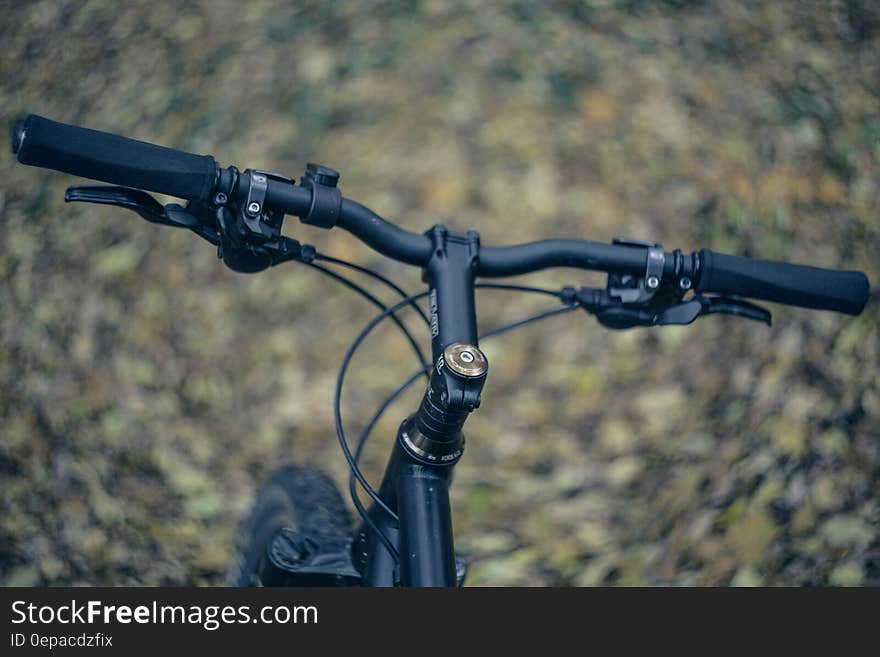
[1,0,878,586]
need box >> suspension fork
[354,226,489,586]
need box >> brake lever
[64,185,307,273]
[65,185,221,245]
[696,295,772,325]
[66,185,172,225]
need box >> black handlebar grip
[12,114,218,201]
[698,249,869,315]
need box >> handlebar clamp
[240,169,293,238]
[607,237,665,304]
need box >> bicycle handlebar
[264,177,870,315]
[265,182,673,276]
[11,114,870,316]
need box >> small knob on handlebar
[299,163,342,229]
[303,163,340,188]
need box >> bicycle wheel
[227,464,352,586]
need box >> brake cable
[303,260,430,373]
[339,282,579,562]
[313,253,431,330]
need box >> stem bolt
[214,192,227,205]
[247,201,261,215]
[647,275,660,289]
[443,343,488,378]
[679,277,692,290]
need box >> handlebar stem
[396,226,486,468]
[423,225,481,358]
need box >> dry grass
[1,0,878,585]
